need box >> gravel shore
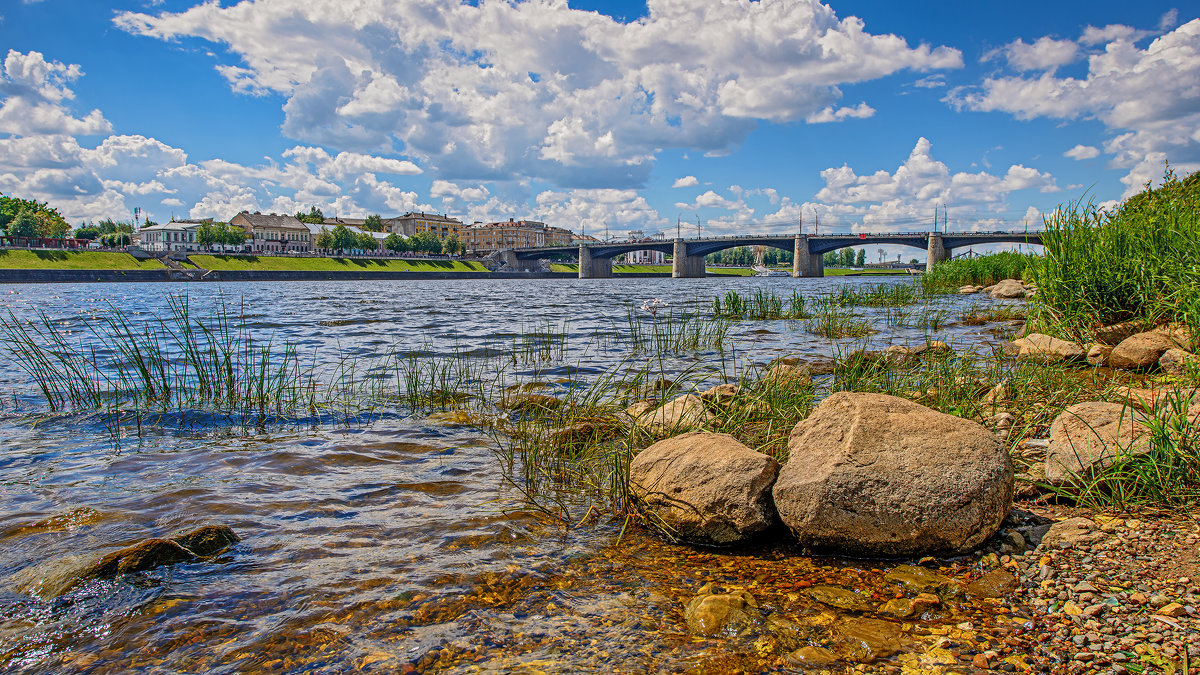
[1004,504,1199,674]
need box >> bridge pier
[499,250,538,272]
[926,234,950,273]
[578,245,612,278]
[792,235,824,278]
[672,240,705,278]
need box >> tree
[74,225,101,240]
[220,223,247,246]
[822,251,838,266]
[99,232,131,247]
[910,258,920,265]
[1,194,70,237]
[314,228,334,251]
[295,206,326,224]
[410,230,441,254]
[384,232,408,252]
[355,231,378,250]
[8,209,39,238]
[330,224,356,252]
[442,234,463,256]
[855,249,866,267]
[197,220,217,246]
[363,214,385,232]
[838,248,855,267]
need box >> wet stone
[838,617,903,662]
[684,584,759,637]
[806,584,869,612]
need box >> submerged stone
[684,584,759,637]
[806,584,869,612]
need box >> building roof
[232,211,307,229]
[393,212,463,224]
[139,220,204,231]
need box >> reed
[624,306,732,354]
[923,251,1037,293]
[832,282,921,307]
[803,298,873,339]
[710,289,809,320]
[1032,170,1200,341]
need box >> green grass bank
[0,250,166,270]
[189,255,488,273]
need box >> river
[0,277,1029,673]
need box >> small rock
[1110,331,1177,370]
[684,585,759,637]
[787,645,839,667]
[1158,348,1197,377]
[1086,344,1113,367]
[1158,602,1186,617]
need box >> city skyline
[2,0,1197,257]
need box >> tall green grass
[710,289,809,320]
[923,251,1037,293]
[1032,170,1200,341]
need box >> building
[386,212,463,238]
[135,220,205,252]
[622,230,666,264]
[461,219,576,253]
[230,211,311,253]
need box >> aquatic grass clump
[624,305,732,354]
[1,297,321,414]
[960,303,1027,326]
[832,282,921,308]
[923,251,1037,293]
[710,289,809,320]
[802,298,873,339]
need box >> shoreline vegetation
[1,172,1198,672]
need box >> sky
[1,0,1198,259]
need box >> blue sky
[2,0,1197,256]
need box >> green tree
[822,251,837,266]
[383,232,408,252]
[410,230,441,254]
[197,221,216,246]
[910,258,920,265]
[8,209,39,238]
[74,225,101,240]
[855,249,866,266]
[314,228,334,251]
[330,224,356,252]
[99,232,131,247]
[838,248,855,267]
[363,214,385,232]
[356,231,378,250]
[295,206,326,224]
[1,194,67,235]
[442,233,463,255]
[220,223,247,246]
[96,218,133,235]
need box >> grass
[548,263,755,276]
[825,268,914,276]
[190,255,487,273]
[922,251,1037,293]
[1030,169,1200,342]
[0,250,166,270]
[711,289,809,320]
[1048,388,1200,510]
[832,282,922,307]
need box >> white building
[136,220,204,252]
[622,230,666,264]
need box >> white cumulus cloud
[114,0,962,188]
[805,102,876,124]
[672,175,699,188]
[1064,144,1100,160]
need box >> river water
[0,277,1029,674]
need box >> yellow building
[387,212,463,239]
[461,219,576,253]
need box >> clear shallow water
[0,278,1024,673]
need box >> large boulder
[989,279,1028,299]
[1109,331,1176,370]
[772,393,1013,556]
[1004,334,1084,362]
[1094,321,1141,346]
[1046,402,1151,484]
[629,431,780,545]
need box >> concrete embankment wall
[0,269,675,283]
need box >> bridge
[499,231,1044,278]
